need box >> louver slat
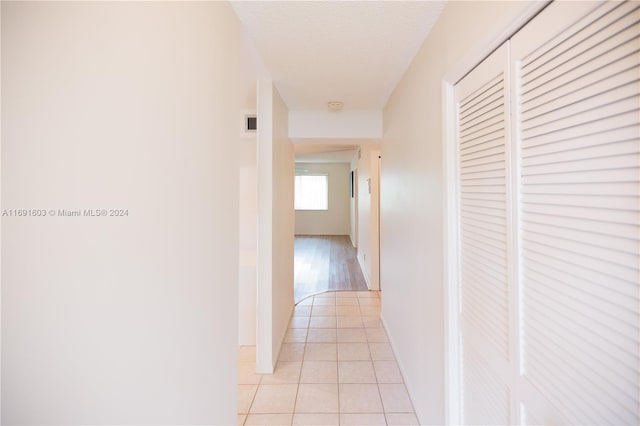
[456,43,512,425]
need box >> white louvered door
[511,1,640,424]
[454,0,640,424]
[455,43,515,425]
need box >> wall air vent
[246,115,257,131]
[241,109,257,139]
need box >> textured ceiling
[231,1,446,110]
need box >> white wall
[1,2,243,424]
[380,1,537,424]
[350,168,357,247]
[239,139,257,345]
[295,162,351,236]
[237,43,258,347]
[351,146,381,290]
[237,29,272,346]
[271,87,295,368]
[370,152,380,291]
[256,80,295,373]
[289,110,382,140]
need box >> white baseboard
[357,255,371,289]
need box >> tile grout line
[244,377,259,424]
[289,313,309,426]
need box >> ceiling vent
[328,101,343,112]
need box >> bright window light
[295,174,328,210]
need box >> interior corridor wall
[351,145,381,290]
[380,1,538,423]
[237,30,270,346]
[239,138,257,346]
[256,81,295,373]
[1,2,243,424]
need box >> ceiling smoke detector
[327,101,344,112]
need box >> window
[294,174,328,210]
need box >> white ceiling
[231,1,446,111]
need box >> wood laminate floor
[294,235,368,303]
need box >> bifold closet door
[511,1,640,424]
[454,43,516,425]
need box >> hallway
[294,236,368,303]
[238,290,417,426]
[4,1,639,424]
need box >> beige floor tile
[239,362,262,385]
[373,360,403,383]
[293,306,311,317]
[315,292,336,298]
[293,413,339,425]
[336,297,359,305]
[379,384,414,413]
[340,413,387,426]
[336,306,361,316]
[337,316,364,328]
[311,305,336,316]
[279,343,305,362]
[307,328,337,343]
[238,384,258,414]
[261,361,302,385]
[239,346,257,363]
[300,361,338,383]
[295,383,339,413]
[358,297,381,306]
[284,329,307,343]
[336,291,360,297]
[369,342,395,360]
[245,413,293,425]
[362,316,383,329]
[250,384,298,414]
[338,343,371,361]
[238,292,416,422]
[365,327,389,343]
[313,297,335,306]
[309,316,337,329]
[304,343,337,361]
[360,306,381,316]
[289,316,310,329]
[337,328,367,343]
[339,383,383,413]
[386,412,420,425]
[338,361,376,383]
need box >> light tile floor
[238,291,419,426]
